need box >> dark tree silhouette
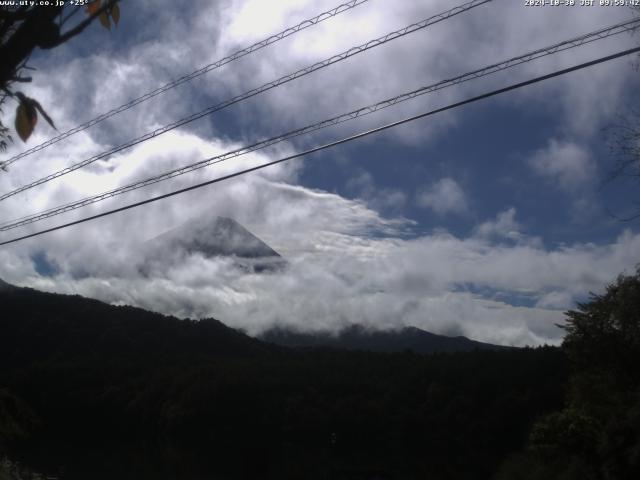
[496,267,640,480]
[563,268,640,384]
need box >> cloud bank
[0,0,639,347]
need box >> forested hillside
[1,281,567,480]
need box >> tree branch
[44,0,121,49]
[0,6,30,40]
[9,75,32,83]
[60,5,82,28]
[0,7,62,86]
[0,6,31,22]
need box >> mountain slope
[141,215,285,272]
[260,324,510,353]
[0,280,272,367]
[0,278,17,292]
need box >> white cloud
[416,177,468,215]
[473,207,523,241]
[0,0,638,350]
[13,221,640,347]
[7,0,631,155]
[208,0,636,144]
[528,139,596,192]
[535,291,575,310]
[3,162,640,348]
[346,170,407,213]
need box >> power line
[0,0,372,170]
[1,17,637,232]
[0,0,493,202]
[2,45,638,247]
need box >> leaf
[111,3,120,26]
[86,0,101,15]
[31,100,57,131]
[99,10,111,30]
[15,100,38,143]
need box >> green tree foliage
[496,268,640,480]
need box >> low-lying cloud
[0,0,638,348]
[2,150,639,347]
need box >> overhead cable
[0,0,372,170]
[1,17,637,232]
[1,45,638,247]
[0,0,493,201]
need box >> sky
[1,0,640,346]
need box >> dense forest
[0,270,638,479]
